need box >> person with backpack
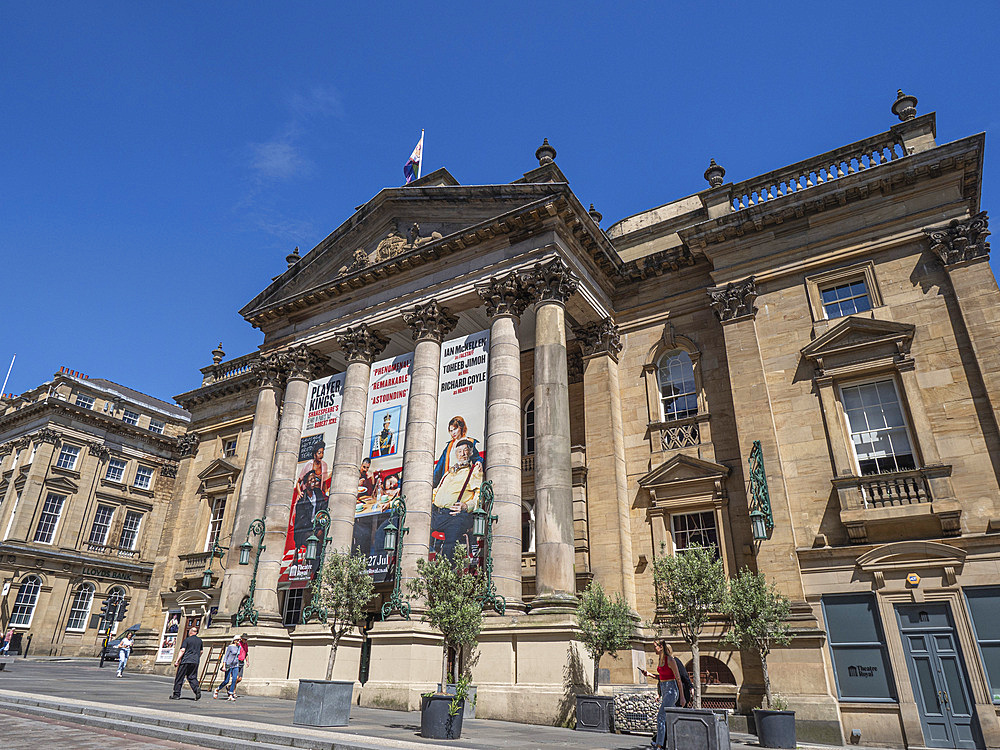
[639,640,687,750]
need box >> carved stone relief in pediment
[338,223,444,275]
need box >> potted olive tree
[651,543,727,709]
[724,568,794,749]
[408,543,483,740]
[575,581,635,732]
[293,549,375,727]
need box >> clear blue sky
[2,2,998,404]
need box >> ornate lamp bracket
[235,518,266,627]
[380,497,411,621]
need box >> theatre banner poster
[352,352,412,582]
[279,373,344,589]
[430,330,489,562]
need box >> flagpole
[0,354,14,399]
[418,129,424,179]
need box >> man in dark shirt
[170,624,203,700]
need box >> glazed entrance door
[897,604,981,749]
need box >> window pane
[842,381,914,475]
[658,351,697,422]
[88,505,116,545]
[10,576,41,626]
[134,466,153,489]
[75,394,95,409]
[824,594,882,644]
[122,409,140,425]
[119,511,143,550]
[149,420,164,435]
[284,588,304,626]
[831,646,895,699]
[66,585,95,631]
[56,445,80,470]
[34,493,66,543]
[106,459,126,482]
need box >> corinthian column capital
[403,299,459,343]
[282,344,329,381]
[177,432,200,457]
[337,323,389,364]
[924,211,991,266]
[253,351,286,388]
[709,276,758,323]
[476,273,531,319]
[575,317,622,362]
[521,257,579,306]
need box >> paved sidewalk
[0,708,207,750]
[0,660,860,750]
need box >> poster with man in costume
[430,330,489,560]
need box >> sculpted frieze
[343,223,445,274]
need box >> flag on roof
[403,131,424,184]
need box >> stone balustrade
[730,130,906,211]
[835,469,932,510]
[84,542,141,560]
[200,353,258,386]
[177,550,213,577]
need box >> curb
[0,689,459,750]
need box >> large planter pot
[293,679,354,727]
[754,709,796,749]
[438,682,477,719]
[575,694,614,733]
[421,694,465,739]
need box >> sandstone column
[477,274,531,613]
[399,300,458,599]
[220,352,284,615]
[256,345,328,623]
[924,213,1000,464]
[708,277,804,601]
[523,257,579,612]
[327,324,389,553]
[577,318,637,609]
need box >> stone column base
[529,592,579,614]
[202,624,294,698]
[360,619,446,712]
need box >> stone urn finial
[286,246,301,269]
[588,203,603,225]
[212,342,225,364]
[535,138,557,165]
[892,89,918,122]
[704,159,726,188]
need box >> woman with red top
[639,640,685,750]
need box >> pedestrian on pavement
[235,633,249,686]
[1,628,13,655]
[116,631,135,677]
[214,636,241,701]
[639,640,684,750]
[170,625,203,700]
[673,653,693,708]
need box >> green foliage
[651,544,727,644]
[723,568,792,658]
[576,581,635,693]
[314,548,376,680]
[408,544,484,691]
[449,674,472,716]
[723,567,792,709]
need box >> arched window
[66,583,95,631]
[657,351,698,422]
[684,655,736,686]
[523,397,535,455]
[10,576,41,626]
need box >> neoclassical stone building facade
[0,369,189,657]
[144,93,1000,748]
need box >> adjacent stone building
[141,92,1000,749]
[0,368,189,657]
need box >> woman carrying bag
[639,640,686,750]
[214,636,241,701]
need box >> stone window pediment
[856,540,966,573]
[197,458,241,494]
[44,475,79,495]
[639,454,730,511]
[801,317,915,376]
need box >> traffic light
[99,597,112,620]
[116,599,129,621]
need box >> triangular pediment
[801,316,915,362]
[639,453,731,488]
[240,181,568,321]
[198,458,241,493]
[44,475,79,494]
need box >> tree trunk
[594,652,601,695]
[692,639,702,709]
[326,642,338,682]
[441,641,449,694]
[761,652,772,709]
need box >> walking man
[170,624,203,700]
